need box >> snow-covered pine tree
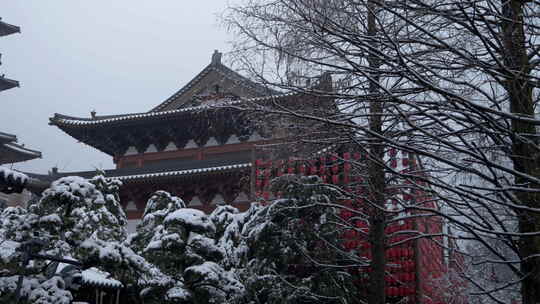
[129,191,243,304]
[0,173,158,304]
[0,205,73,303]
[35,174,167,302]
[209,204,252,270]
[234,174,363,304]
[30,174,128,253]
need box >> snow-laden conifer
[227,175,362,304]
[130,191,244,304]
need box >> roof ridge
[150,63,214,112]
[150,55,275,113]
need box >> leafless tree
[224,0,540,303]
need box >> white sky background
[1,1,230,174]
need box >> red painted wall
[254,149,465,304]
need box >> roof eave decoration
[42,163,251,187]
[49,101,240,127]
[0,76,19,92]
[49,92,294,128]
[0,19,20,37]
[115,163,251,183]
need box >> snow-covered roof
[81,267,123,289]
[2,143,41,157]
[50,100,243,126]
[0,166,29,194]
[0,167,29,184]
[115,163,251,182]
[0,131,42,164]
[49,92,291,127]
[56,263,123,290]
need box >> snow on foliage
[217,175,361,304]
[27,276,73,304]
[1,173,366,304]
[130,190,243,304]
[164,208,216,234]
[0,166,29,185]
[0,275,72,304]
[209,204,253,269]
[30,175,127,251]
[0,173,136,304]
[78,238,171,288]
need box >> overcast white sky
[2,1,232,174]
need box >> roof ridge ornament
[211,50,222,66]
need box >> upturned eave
[0,142,42,164]
[0,76,19,92]
[0,19,20,37]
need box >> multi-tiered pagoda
[0,17,20,92]
[0,18,39,167]
[49,51,322,219]
[0,17,43,206]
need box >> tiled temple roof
[0,131,42,164]
[117,163,251,182]
[151,50,276,112]
[48,50,287,129]
[49,100,245,127]
[49,92,294,128]
[33,158,251,184]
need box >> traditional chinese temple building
[0,18,40,168]
[47,49,464,303]
[49,50,331,221]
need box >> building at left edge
[0,18,43,207]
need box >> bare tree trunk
[501,1,540,303]
[366,1,386,303]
